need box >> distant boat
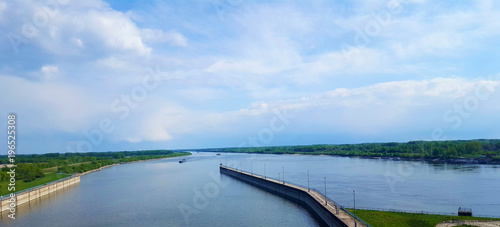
[216,154,221,156]
[179,159,186,163]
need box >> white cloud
[84,10,151,56]
[0,2,7,21]
[40,65,60,80]
[141,28,187,46]
[2,0,152,57]
[122,77,500,143]
[70,37,84,47]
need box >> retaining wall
[0,175,80,212]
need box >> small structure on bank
[458,207,472,216]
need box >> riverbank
[189,139,500,165]
[209,150,500,165]
[78,152,192,176]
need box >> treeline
[1,164,45,182]
[0,149,177,165]
[56,152,190,174]
[208,139,500,159]
[0,150,191,181]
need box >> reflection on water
[428,163,481,172]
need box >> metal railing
[341,206,500,219]
[342,206,455,216]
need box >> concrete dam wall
[0,175,80,213]
[220,166,366,227]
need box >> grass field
[0,172,71,196]
[347,209,500,227]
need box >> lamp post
[324,177,327,205]
[354,190,357,227]
[282,166,285,184]
[307,170,310,192]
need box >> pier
[220,165,369,227]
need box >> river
[1,152,499,226]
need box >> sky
[1,0,500,154]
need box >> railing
[342,206,455,216]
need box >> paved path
[436,220,500,227]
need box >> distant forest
[197,139,500,160]
[0,150,189,183]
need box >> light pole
[324,177,327,205]
[282,166,285,184]
[353,190,357,227]
[307,170,310,192]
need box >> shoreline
[213,151,500,165]
[78,152,191,176]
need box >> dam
[220,165,370,227]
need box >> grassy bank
[0,172,71,196]
[347,209,500,227]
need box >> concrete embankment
[220,166,367,227]
[0,175,80,213]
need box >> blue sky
[1,0,500,154]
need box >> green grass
[347,209,500,227]
[0,172,71,196]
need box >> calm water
[2,152,499,226]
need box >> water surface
[2,152,499,226]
